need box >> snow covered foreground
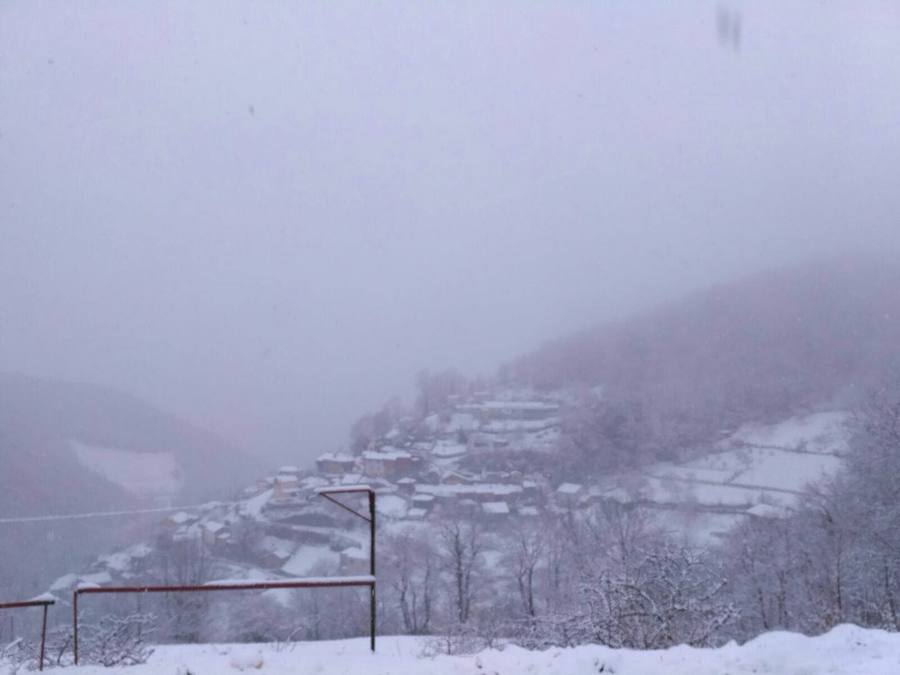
[12,625,900,675]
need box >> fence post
[72,591,79,665]
[39,603,48,671]
[0,598,55,672]
[369,490,376,653]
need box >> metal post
[39,604,48,671]
[315,485,377,653]
[369,490,376,653]
[0,599,55,671]
[72,592,78,665]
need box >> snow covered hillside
[6,625,898,675]
[71,441,183,500]
[45,396,852,600]
[603,411,849,543]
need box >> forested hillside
[499,257,900,468]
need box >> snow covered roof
[518,506,540,516]
[747,503,791,519]
[407,508,427,519]
[96,543,151,573]
[557,483,583,495]
[416,483,523,498]
[169,511,194,524]
[363,449,412,461]
[458,401,559,412]
[341,546,368,561]
[432,442,468,458]
[317,453,355,463]
[278,465,300,474]
[483,502,510,515]
[376,494,408,518]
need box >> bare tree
[384,532,437,634]
[505,522,544,619]
[439,521,483,625]
[158,536,210,642]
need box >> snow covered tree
[383,531,437,634]
[439,521,483,625]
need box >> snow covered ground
[70,441,183,499]
[8,625,900,674]
[599,411,851,543]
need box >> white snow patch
[49,573,78,592]
[78,571,112,586]
[726,411,851,454]
[281,545,340,576]
[241,489,273,517]
[259,536,296,562]
[70,440,182,498]
[482,501,510,515]
[376,494,408,518]
[97,544,151,573]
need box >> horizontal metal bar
[75,578,374,596]
[0,600,56,610]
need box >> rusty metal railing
[73,485,377,664]
[0,596,55,671]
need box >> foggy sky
[2,1,900,464]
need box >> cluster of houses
[239,394,582,526]
[423,396,562,454]
[159,505,237,551]
[147,392,598,578]
[47,393,616,596]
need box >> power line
[0,501,237,526]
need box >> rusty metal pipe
[0,598,55,672]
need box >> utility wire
[0,501,238,525]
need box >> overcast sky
[2,1,900,464]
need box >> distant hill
[0,372,255,597]
[504,256,900,451]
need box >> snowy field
[8,625,900,675]
[599,412,851,539]
[70,441,183,499]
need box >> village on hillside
[44,390,849,595]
